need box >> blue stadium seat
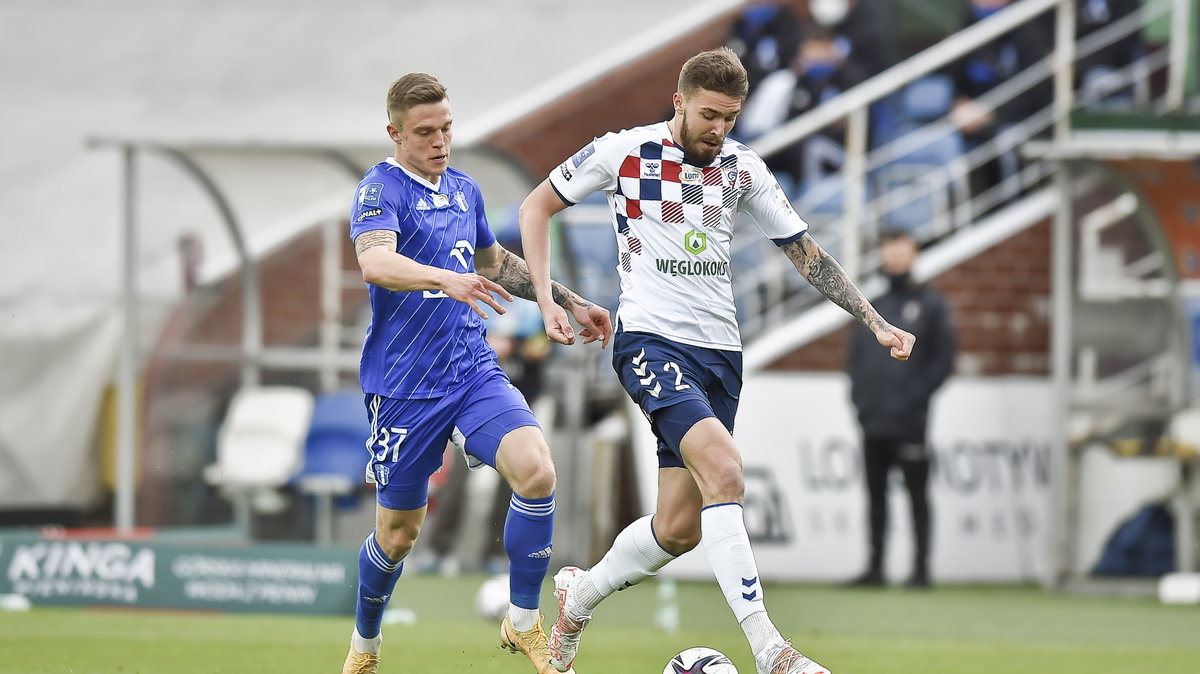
[898,75,954,129]
[870,95,904,150]
[295,390,371,544]
[794,173,873,219]
[876,80,970,239]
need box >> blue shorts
[612,330,742,469]
[363,361,538,510]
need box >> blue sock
[505,492,555,609]
[355,531,404,639]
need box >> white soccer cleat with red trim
[754,639,830,674]
[548,566,592,672]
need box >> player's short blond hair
[387,73,447,128]
[677,47,749,100]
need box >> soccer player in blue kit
[340,73,611,674]
[519,49,915,674]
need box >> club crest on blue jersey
[373,463,391,486]
[571,142,596,168]
[453,191,468,211]
[358,182,384,208]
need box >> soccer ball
[663,646,739,674]
[474,573,509,622]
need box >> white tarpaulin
[0,304,119,508]
[636,374,1053,583]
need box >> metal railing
[730,0,1192,343]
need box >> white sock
[351,628,382,655]
[579,514,675,611]
[741,610,783,656]
[508,604,539,632]
[573,575,604,615]
[701,503,767,623]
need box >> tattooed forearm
[493,249,536,300]
[551,282,585,309]
[354,229,397,256]
[494,248,585,309]
[782,233,886,332]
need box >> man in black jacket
[846,230,956,588]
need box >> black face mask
[886,271,912,291]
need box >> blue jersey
[350,158,498,398]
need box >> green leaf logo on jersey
[684,230,708,255]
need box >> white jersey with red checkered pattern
[548,121,808,351]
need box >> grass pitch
[1,575,1196,673]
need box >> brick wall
[145,227,367,393]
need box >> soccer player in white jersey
[341,73,611,674]
[518,48,915,674]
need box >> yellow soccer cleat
[340,649,380,674]
[500,614,575,674]
[340,630,381,674]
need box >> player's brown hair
[386,73,447,128]
[677,47,749,100]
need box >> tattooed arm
[475,241,612,347]
[354,229,512,319]
[779,233,885,331]
[780,233,915,360]
[475,243,581,308]
[517,179,597,346]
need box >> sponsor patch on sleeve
[356,208,383,222]
[559,163,574,181]
[570,142,596,168]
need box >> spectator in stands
[949,0,1053,202]
[801,0,894,77]
[1074,0,1144,106]
[845,230,955,589]
[739,1,893,196]
[742,22,873,190]
[725,0,803,96]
